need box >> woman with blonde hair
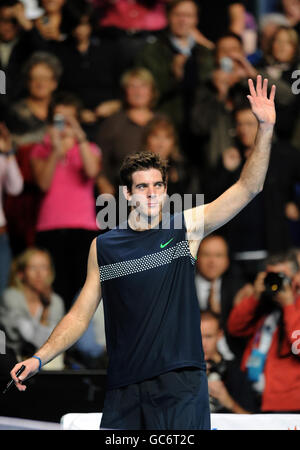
[96,67,158,196]
[0,247,64,362]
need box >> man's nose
[147,186,156,197]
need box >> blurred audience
[92,0,168,71]
[195,234,246,359]
[3,52,62,255]
[142,114,200,197]
[0,0,36,118]
[257,25,300,140]
[227,251,300,412]
[0,247,65,365]
[6,51,61,146]
[0,123,23,297]
[201,310,258,413]
[57,0,121,133]
[136,0,214,162]
[196,0,246,44]
[31,91,101,310]
[30,0,75,52]
[96,67,157,196]
[191,32,255,170]
[280,0,300,36]
[205,103,300,283]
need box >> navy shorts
[100,367,211,430]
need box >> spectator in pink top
[30,91,101,310]
[0,123,23,297]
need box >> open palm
[247,75,276,125]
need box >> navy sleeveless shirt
[96,212,206,390]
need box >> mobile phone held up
[53,113,65,131]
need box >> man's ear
[122,185,131,201]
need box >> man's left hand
[247,75,276,126]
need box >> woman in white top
[0,247,65,363]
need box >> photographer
[227,251,300,412]
[201,310,258,414]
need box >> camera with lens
[264,272,290,294]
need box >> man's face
[216,36,244,65]
[196,236,229,281]
[125,168,167,219]
[0,7,19,42]
[201,318,222,361]
[168,1,198,39]
[266,262,294,280]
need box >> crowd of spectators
[1,0,300,414]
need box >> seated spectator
[0,247,65,365]
[195,234,245,359]
[204,103,300,283]
[257,25,300,140]
[201,310,258,413]
[30,0,74,52]
[135,0,214,159]
[31,91,101,310]
[142,114,200,197]
[96,67,157,196]
[57,0,121,132]
[0,123,23,297]
[0,0,36,118]
[227,251,300,412]
[6,51,62,146]
[92,0,168,71]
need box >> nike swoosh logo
[160,238,174,248]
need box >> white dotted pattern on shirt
[99,240,195,282]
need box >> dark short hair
[216,31,244,47]
[22,51,63,82]
[48,91,83,122]
[120,151,169,192]
[166,0,198,16]
[200,310,222,329]
[266,250,299,274]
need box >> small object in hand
[2,365,26,394]
[53,113,65,130]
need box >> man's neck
[128,210,162,231]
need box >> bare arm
[185,75,276,256]
[10,238,102,390]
